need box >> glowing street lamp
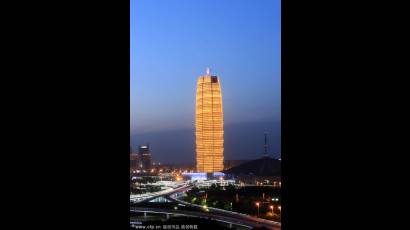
[255,202,260,216]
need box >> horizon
[130,0,281,164]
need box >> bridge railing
[130,207,252,229]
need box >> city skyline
[130,0,281,164]
[130,1,282,226]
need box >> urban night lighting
[130,0,281,228]
[195,69,224,172]
[256,202,260,216]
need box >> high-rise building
[130,145,140,171]
[195,68,224,172]
[130,153,139,171]
[139,144,151,169]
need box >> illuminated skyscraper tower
[195,68,224,172]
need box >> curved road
[131,207,280,230]
[132,184,281,230]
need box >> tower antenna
[263,132,269,158]
[206,67,211,76]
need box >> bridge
[131,207,253,229]
[131,183,281,230]
[130,181,191,203]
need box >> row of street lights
[255,202,281,217]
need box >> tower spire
[263,132,269,158]
[206,67,211,76]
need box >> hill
[223,157,281,176]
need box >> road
[142,184,193,203]
[167,195,280,230]
[131,183,281,230]
[131,206,280,230]
[131,207,252,229]
[130,182,190,203]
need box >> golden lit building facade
[195,70,224,172]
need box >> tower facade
[195,70,224,172]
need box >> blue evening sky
[131,0,281,163]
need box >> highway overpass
[131,207,280,230]
[131,182,281,229]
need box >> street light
[255,202,260,216]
